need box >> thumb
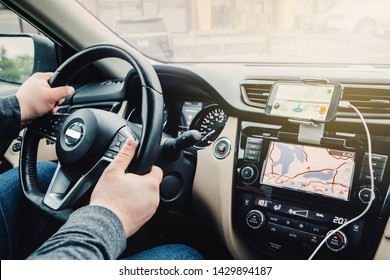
[107,138,137,172]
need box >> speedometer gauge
[190,104,228,148]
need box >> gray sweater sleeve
[0,95,22,141]
[27,205,127,260]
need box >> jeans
[125,244,204,260]
[0,161,58,259]
[0,162,203,260]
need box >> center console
[232,121,390,259]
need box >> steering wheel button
[109,144,120,152]
[118,134,126,143]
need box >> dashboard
[143,63,390,260]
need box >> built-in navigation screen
[265,82,342,122]
[260,142,355,201]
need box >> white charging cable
[308,101,375,260]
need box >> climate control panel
[237,192,364,257]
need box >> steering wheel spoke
[44,159,110,210]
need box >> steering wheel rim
[19,43,164,221]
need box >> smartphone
[265,81,343,122]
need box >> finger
[40,72,53,81]
[50,105,59,115]
[57,98,66,106]
[50,86,75,102]
[108,138,137,172]
[34,72,53,81]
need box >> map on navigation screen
[260,142,355,201]
[266,82,342,122]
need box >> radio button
[244,154,259,161]
[246,143,261,150]
[245,149,260,156]
[247,137,263,145]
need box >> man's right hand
[90,138,163,238]
[15,72,74,124]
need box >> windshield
[77,0,390,65]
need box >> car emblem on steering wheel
[64,122,84,147]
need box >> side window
[0,4,40,85]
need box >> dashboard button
[266,223,285,234]
[246,143,261,150]
[285,228,304,242]
[302,232,324,246]
[245,149,260,156]
[346,220,364,245]
[244,154,259,161]
[289,219,309,231]
[246,210,265,229]
[214,138,231,159]
[282,217,294,227]
[242,194,253,207]
[267,213,283,224]
[307,223,328,235]
[247,137,262,145]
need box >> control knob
[326,230,348,252]
[240,164,258,184]
[246,210,265,229]
[358,187,375,204]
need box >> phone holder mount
[288,77,330,145]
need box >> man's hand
[90,139,163,238]
[15,72,74,123]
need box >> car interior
[0,0,389,260]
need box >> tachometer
[190,104,228,148]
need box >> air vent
[339,85,390,119]
[241,80,274,108]
[69,102,121,114]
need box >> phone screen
[265,82,342,122]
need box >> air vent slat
[339,86,390,119]
[241,81,273,108]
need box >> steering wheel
[19,44,164,221]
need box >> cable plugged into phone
[309,100,375,260]
[338,100,351,109]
